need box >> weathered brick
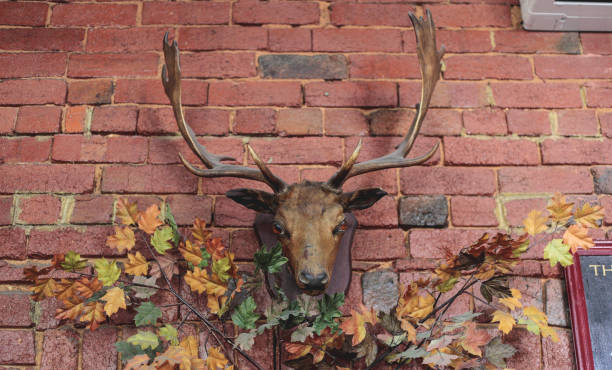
[444,137,539,165]
[0,53,66,78]
[0,228,26,259]
[115,79,207,106]
[138,108,229,136]
[0,28,84,51]
[399,195,448,228]
[426,4,511,27]
[543,329,574,369]
[182,52,255,78]
[52,135,147,163]
[581,33,612,55]
[410,228,492,258]
[209,81,301,107]
[353,196,397,227]
[353,229,406,260]
[143,2,229,25]
[91,106,138,133]
[555,110,597,136]
[592,167,612,194]
[102,165,198,194]
[506,109,552,136]
[277,108,322,135]
[40,329,79,370]
[233,0,319,25]
[249,137,343,164]
[503,197,547,226]
[87,27,169,52]
[445,55,532,80]
[450,196,498,227]
[586,81,612,108]
[64,106,87,133]
[15,106,61,134]
[71,195,114,224]
[234,109,276,135]
[494,31,580,54]
[148,137,241,165]
[0,80,66,105]
[51,4,137,26]
[82,327,118,370]
[0,197,12,225]
[431,30,492,53]
[259,54,347,79]
[361,270,399,313]
[0,164,95,194]
[400,81,488,108]
[400,167,496,195]
[0,293,31,327]
[180,27,267,51]
[17,195,61,225]
[269,29,311,52]
[0,330,35,364]
[214,196,256,227]
[0,137,51,163]
[0,2,48,26]
[68,53,158,77]
[368,108,462,137]
[305,81,396,107]
[349,54,419,79]
[331,3,414,26]
[542,138,612,165]
[37,297,61,330]
[28,226,118,258]
[325,109,369,136]
[600,112,612,138]
[67,79,113,105]
[536,55,612,79]
[491,82,582,108]
[0,107,17,134]
[166,195,213,225]
[499,167,593,193]
[313,29,402,52]
[545,279,569,327]
[462,109,507,135]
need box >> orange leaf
[55,297,84,321]
[340,304,378,346]
[179,240,203,266]
[205,346,228,369]
[574,203,604,228]
[191,218,211,243]
[206,237,226,261]
[137,204,163,234]
[563,224,594,253]
[125,251,149,276]
[30,278,57,301]
[106,226,135,252]
[285,342,312,360]
[459,322,491,357]
[116,198,139,226]
[80,301,105,331]
[74,277,103,299]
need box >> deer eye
[272,221,288,237]
[333,219,347,235]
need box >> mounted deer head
[161,11,445,295]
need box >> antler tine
[161,33,287,193]
[326,10,444,188]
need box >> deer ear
[340,188,387,211]
[226,188,277,214]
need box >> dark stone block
[258,54,348,79]
[592,167,612,194]
[399,195,448,228]
[361,269,398,313]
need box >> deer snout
[298,270,329,290]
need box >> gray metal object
[520,0,612,31]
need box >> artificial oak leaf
[159,324,179,345]
[543,239,573,267]
[80,301,105,331]
[499,288,522,311]
[340,304,378,346]
[485,336,516,368]
[151,226,174,255]
[60,251,88,271]
[523,210,547,236]
[127,330,160,350]
[137,204,163,234]
[73,277,103,299]
[231,296,259,330]
[30,278,57,301]
[180,335,199,357]
[55,279,77,302]
[206,346,228,369]
[134,301,162,327]
[191,217,211,243]
[547,193,574,225]
[396,283,435,321]
[254,243,288,274]
[55,298,84,321]
[101,286,127,316]
[123,354,150,370]
[117,198,139,226]
[491,310,515,334]
[285,342,312,361]
[179,240,203,266]
[206,237,226,261]
[124,251,149,276]
[184,267,227,296]
[94,258,121,286]
[563,224,594,253]
[574,203,604,228]
[459,322,491,357]
[236,331,257,351]
[106,226,135,253]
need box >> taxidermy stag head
[161,11,444,295]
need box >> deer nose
[299,271,329,289]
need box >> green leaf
[254,243,288,274]
[436,276,458,293]
[235,330,257,351]
[61,251,87,271]
[450,311,481,323]
[313,293,344,334]
[159,324,179,345]
[94,258,121,286]
[127,331,159,350]
[164,203,181,245]
[131,276,158,299]
[151,226,174,255]
[290,326,315,343]
[518,318,541,335]
[485,336,516,368]
[134,301,162,327]
[115,341,146,362]
[513,239,530,257]
[212,256,232,283]
[231,296,260,330]
[198,248,211,268]
[85,288,108,304]
[543,239,574,267]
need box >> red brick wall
[1,0,609,368]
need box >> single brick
[0,137,51,163]
[325,109,369,136]
[593,167,612,194]
[64,106,87,133]
[40,329,79,370]
[305,81,396,107]
[114,79,207,106]
[102,165,198,194]
[148,137,241,165]
[68,53,158,77]
[444,137,539,165]
[87,27,169,52]
[67,79,113,105]
[0,197,12,225]
[0,79,66,105]
[352,229,406,260]
[353,196,397,227]
[330,3,414,26]
[491,82,582,108]
[180,27,267,51]
[505,328,542,369]
[463,109,507,135]
[214,196,256,227]
[0,164,95,194]
[0,107,17,134]
[400,167,496,195]
[0,228,27,259]
[0,293,31,327]
[399,195,448,228]
[0,28,84,51]
[51,4,137,26]
[82,327,118,370]
[91,106,138,133]
[368,109,462,137]
[28,226,118,258]
[249,137,343,165]
[233,0,319,25]
[361,270,399,313]
[52,135,147,163]
[601,112,612,138]
[209,81,301,107]
[14,106,62,134]
[426,4,511,27]
[181,52,255,78]
[0,330,35,364]
[545,279,569,327]
[499,167,593,193]
[259,54,347,79]
[586,81,612,108]
[581,33,612,55]
[444,55,532,80]
[142,2,229,25]
[506,109,552,136]
[542,138,612,165]
[17,195,61,225]
[138,108,229,136]
[0,2,48,26]
[400,81,488,108]
[349,54,419,79]
[494,31,580,54]
[277,108,322,135]
[503,197,547,227]
[410,228,492,258]
[0,53,66,78]
[543,329,575,369]
[432,30,492,53]
[71,195,114,224]
[535,55,612,79]
[313,29,402,52]
[269,29,311,52]
[450,196,498,227]
[557,110,598,136]
[166,195,213,225]
[234,109,276,134]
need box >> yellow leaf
[574,203,604,228]
[116,198,139,226]
[523,306,547,326]
[106,226,135,252]
[540,325,559,343]
[499,288,522,311]
[30,278,57,301]
[491,310,515,334]
[124,354,150,370]
[80,301,105,331]
[137,204,163,234]
[125,251,149,276]
[184,267,227,296]
[179,335,199,357]
[179,240,203,266]
[191,218,211,243]
[523,210,547,236]
[396,283,435,321]
[205,346,228,370]
[340,304,378,346]
[547,193,574,225]
[101,287,126,316]
[563,224,594,253]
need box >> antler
[327,10,445,189]
[161,33,287,193]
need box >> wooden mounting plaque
[565,240,612,370]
